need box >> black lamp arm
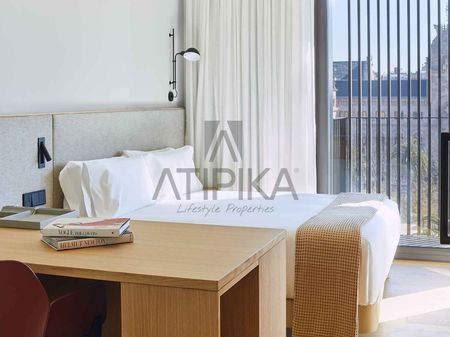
[174,51,185,58]
[37,137,52,169]
[170,52,187,88]
[40,142,52,162]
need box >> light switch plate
[22,190,46,207]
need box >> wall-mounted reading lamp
[38,137,52,169]
[168,28,200,102]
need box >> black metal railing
[332,0,449,237]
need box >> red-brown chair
[0,260,49,337]
[45,281,106,337]
[0,261,106,337]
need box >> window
[331,0,448,241]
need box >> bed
[0,108,401,334]
[126,190,401,331]
[51,109,400,333]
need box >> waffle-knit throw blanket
[292,193,386,337]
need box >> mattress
[127,191,401,306]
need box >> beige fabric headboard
[0,108,185,209]
[0,115,54,207]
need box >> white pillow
[82,156,155,217]
[140,146,203,200]
[60,157,128,216]
[60,160,95,217]
[122,147,174,157]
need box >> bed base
[286,295,381,334]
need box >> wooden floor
[362,260,450,337]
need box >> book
[42,217,130,237]
[42,231,134,251]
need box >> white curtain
[185,0,316,195]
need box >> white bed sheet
[127,191,401,306]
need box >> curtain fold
[185,0,316,195]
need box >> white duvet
[127,191,401,306]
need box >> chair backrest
[46,282,106,337]
[0,261,49,337]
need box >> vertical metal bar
[358,0,363,192]
[417,0,421,233]
[427,0,432,232]
[406,0,411,234]
[397,0,401,210]
[367,0,372,193]
[171,29,177,92]
[438,0,442,227]
[348,0,353,192]
[387,0,392,197]
[440,133,450,243]
[447,0,450,239]
[314,1,333,194]
[377,0,382,193]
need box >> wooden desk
[0,220,286,337]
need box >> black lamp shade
[183,47,201,61]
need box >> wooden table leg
[259,240,286,337]
[120,283,219,337]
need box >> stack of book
[41,218,133,251]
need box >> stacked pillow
[59,146,203,217]
[123,146,203,199]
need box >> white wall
[0,0,184,114]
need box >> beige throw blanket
[292,193,386,337]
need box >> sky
[332,0,446,75]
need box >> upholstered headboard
[0,114,54,207]
[0,108,185,208]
